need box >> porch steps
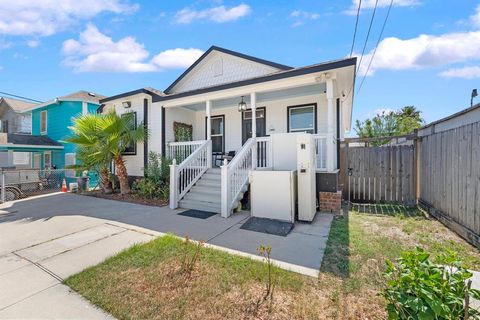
[179,168,222,214]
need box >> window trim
[121,111,137,156]
[287,103,317,134]
[40,110,47,135]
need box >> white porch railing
[221,138,256,218]
[169,140,211,209]
[256,136,272,168]
[314,134,327,171]
[167,140,206,163]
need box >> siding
[31,100,100,168]
[170,51,281,94]
[101,93,151,177]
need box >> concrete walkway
[0,193,333,319]
[0,195,158,319]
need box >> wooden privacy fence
[339,117,480,247]
[417,121,480,247]
[340,140,416,205]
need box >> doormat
[240,217,294,237]
[178,209,217,219]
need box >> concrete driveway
[0,192,332,319]
[0,194,158,319]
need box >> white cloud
[62,25,203,73]
[0,0,138,36]
[470,4,480,28]
[439,66,480,79]
[356,31,480,76]
[289,10,320,27]
[174,4,251,24]
[346,0,418,14]
[151,48,203,69]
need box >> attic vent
[87,92,96,97]
[213,59,223,77]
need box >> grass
[65,205,480,320]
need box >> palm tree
[98,111,146,194]
[65,114,113,194]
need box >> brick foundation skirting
[319,191,342,214]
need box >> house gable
[165,46,292,94]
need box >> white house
[100,46,356,218]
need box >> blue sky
[0,0,479,128]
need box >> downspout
[143,98,148,176]
[336,98,341,170]
[161,106,166,157]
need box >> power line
[356,0,380,74]
[0,91,43,103]
[344,0,380,101]
[349,0,363,57]
[357,0,394,94]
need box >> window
[205,115,225,153]
[122,112,137,155]
[288,104,317,134]
[40,110,47,135]
[13,152,30,165]
[0,120,8,133]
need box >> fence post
[413,129,419,205]
[169,159,178,209]
[1,170,5,203]
[220,159,229,218]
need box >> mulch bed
[82,190,168,207]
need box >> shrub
[381,247,480,319]
[144,151,171,185]
[132,178,158,199]
[132,152,171,200]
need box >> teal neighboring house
[24,91,105,170]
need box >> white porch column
[206,100,212,167]
[326,79,335,172]
[250,92,257,138]
[250,92,257,169]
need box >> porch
[158,60,354,218]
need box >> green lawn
[66,205,480,320]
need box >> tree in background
[355,106,424,141]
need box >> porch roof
[0,134,64,151]
[153,57,356,103]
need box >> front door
[242,108,266,144]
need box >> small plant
[179,236,204,280]
[381,247,480,320]
[132,178,158,199]
[251,245,276,314]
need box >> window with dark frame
[122,112,137,155]
[287,104,317,134]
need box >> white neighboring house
[100,46,356,217]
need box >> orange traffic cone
[61,178,67,192]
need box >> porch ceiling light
[238,96,248,112]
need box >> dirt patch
[361,220,420,247]
[82,190,167,207]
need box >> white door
[33,154,41,169]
